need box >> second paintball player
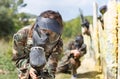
[57,34,87,79]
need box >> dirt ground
[56,56,103,79]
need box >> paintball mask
[99,5,107,15]
[32,17,62,47]
[74,35,83,49]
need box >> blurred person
[57,34,86,79]
[81,19,90,36]
[97,5,107,29]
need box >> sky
[19,0,109,21]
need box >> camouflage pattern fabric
[12,26,63,79]
[57,51,81,75]
[57,41,86,75]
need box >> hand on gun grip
[29,67,39,79]
[71,49,80,59]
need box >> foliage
[0,39,17,79]
[0,0,29,39]
[0,39,14,70]
[62,16,93,41]
[18,12,36,25]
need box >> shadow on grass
[77,71,102,78]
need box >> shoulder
[81,43,86,47]
[81,43,87,50]
[13,25,32,42]
[67,41,75,50]
[68,41,74,45]
[17,25,31,33]
[57,38,63,47]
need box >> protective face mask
[36,28,60,44]
[32,29,59,51]
[32,30,48,46]
[32,16,62,50]
[36,17,62,35]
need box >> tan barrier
[117,2,120,79]
[83,0,119,78]
[92,2,99,63]
[104,1,118,79]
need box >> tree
[0,0,27,38]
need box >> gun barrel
[79,8,85,23]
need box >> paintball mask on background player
[74,35,84,49]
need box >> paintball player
[97,5,107,29]
[81,19,90,36]
[79,8,90,36]
[57,34,86,79]
[12,10,63,79]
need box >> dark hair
[39,10,63,27]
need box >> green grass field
[0,39,17,79]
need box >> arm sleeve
[12,29,29,68]
[46,39,63,74]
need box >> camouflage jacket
[67,41,87,57]
[12,25,63,73]
[57,42,86,73]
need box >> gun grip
[34,70,39,76]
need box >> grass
[55,72,103,79]
[0,71,17,79]
[0,39,17,79]
[56,73,71,79]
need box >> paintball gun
[79,8,89,29]
[68,44,86,60]
[79,8,90,36]
[29,47,51,79]
[79,8,85,25]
